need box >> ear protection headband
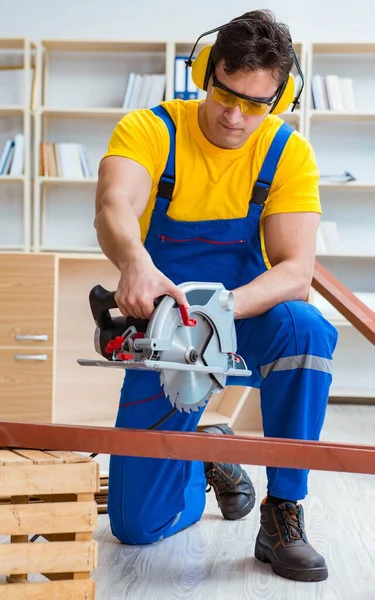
[185,21,304,114]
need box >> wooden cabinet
[0,348,53,422]
[0,252,122,425]
[0,252,262,432]
[0,254,55,422]
[0,254,55,346]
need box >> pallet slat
[0,450,98,597]
[0,579,95,600]
[12,449,62,464]
[0,501,97,535]
[0,462,99,495]
[0,450,32,465]
[45,451,91,463]
[0,540,98,575]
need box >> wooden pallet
[95,473,108,515]
[0,448,99,599]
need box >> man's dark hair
[210,9,294,85]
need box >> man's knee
[109,504,164,545]
[254,300,338,361]
[282,300,338,356]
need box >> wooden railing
[0,421,374,475]
[312,260,375,345]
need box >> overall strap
[150,105,176,202]
[251,122,294,206]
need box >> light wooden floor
[1,405,374,598]
[92,404,375,600]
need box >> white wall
[0,0,374,43]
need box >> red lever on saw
[179,305,197,327]
[105,336,124,354]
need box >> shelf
[312,42,375,54]
[319,181,375,191]
[0,176,25,183]
[325,317,352,327]
[281,111,300,124]
[330,388,375,399]
[56,252,107,261]
[309,110,375,121]
[39,176,97,186]
[0,245,24,251]
[0,39,25,50]
[41,246,102,253]
[0,106,25,116]
[312,291,375,328]
[41,40,167,53]
[198,411,231,427]
[40,107,127,119]
[316,253,375,259]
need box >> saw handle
[89,285,195,330]
[89,285,118,329]
[89,284,165,329]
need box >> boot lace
[206,465,237,499]
[280,504,304,542]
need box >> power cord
[89,406,178,460]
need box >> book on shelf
[311,74,356,111]
[0,134,24,176]
[122,73,166,110]
[40,142,92,179]
[316,220,344,254]
[174,55,206,100]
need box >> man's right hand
[115,250,188,319]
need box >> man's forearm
[232,260,312,319]
[94,196,145,271]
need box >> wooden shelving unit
[1,37,374,421]
[32,39,170,252]
[0,38,33,252]
[305,42,375,399]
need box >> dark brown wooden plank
[313,260,375,344]
[0,420,374,475]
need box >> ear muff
[191,44,296,114]
[270,73,295,114]
[191,44,214,91]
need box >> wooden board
[0,501,97,535]
[313,259,375,344]
[0,421,374,475]
[0,540,97,575]
[0,462,99,496]
[0,579,95,600]
[11,449,62,464]
[0,450,31,465]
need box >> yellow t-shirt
[102,99,321,245]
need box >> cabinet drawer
[0,254,55,346]
[0,347,53,422]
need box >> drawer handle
[14,334,49,342]
[13,354,48,361]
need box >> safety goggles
[211,73,280,116]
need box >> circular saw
[77,282,251,413]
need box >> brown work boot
[255,498,328,581]
[201,424,256,520]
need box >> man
[94,9,338,582]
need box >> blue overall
[108,106,338,545]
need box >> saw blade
[159,312,225,412]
